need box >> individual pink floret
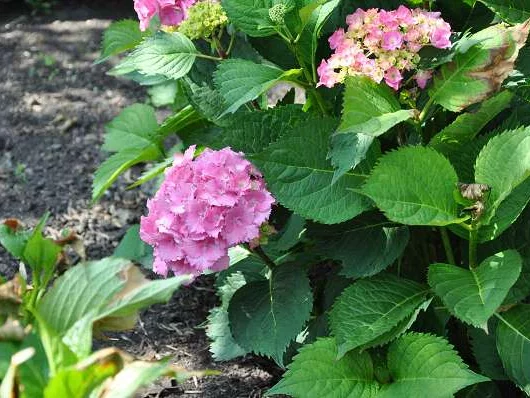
[134,0,197,31]
[317,6,452,90]
[140,146,275,278]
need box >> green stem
[195,53,223,61]
[418,95,435,125]
[440,227,456,265]
[469,227,478,269]
[226,33,236,56]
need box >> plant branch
[418,95,435,125]
[196,53,224,61]
[468,227,478,269]
[440,227,456,265]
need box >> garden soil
[0,2,282,396]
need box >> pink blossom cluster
[317,6,452,90]
[140,146,275,278]
[134,0,196,31]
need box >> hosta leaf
[496,305,530,394]
[0,223,30,260]
[251,118,372,224]
[267,337,380,398]
[478,0,530,23]
[92,146,160,202]
[228,264,312,365]
[429,22,530,112]
[114,31,197,80]
[213,105,306,154]
[377,333,489,398]
[213,59,300,115]
[221,0,275,37]
[98,19,144,63]
[309,215,409,278]
[474,127,530,241]
[102,104,160,153]
[429,90,513,148]
[363,146,464,226]
[296,0,341,81]
[331,77,415,181]
[329,274,429,358]
[207,272,265,361]
[428,250,522,328]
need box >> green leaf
[98,19,144,63]
[23,215,61,280]
[113,225,153,269]
[115,31,197,80]
[331,77,415,181]
[0,224,30,261]
[213,105,306,154]
[221,0,275,37]
[156,104,203,138]
[469,321,507,380]
[428,250,522,328]
[363,146,464,226]
[329,274,429,357]
[251,118,372,224]
[92,146,160,202]
[128,156,173,189]
[207,272,264,361]
[429,90,513,148]
[267,337,379,398]
[296,0,341,81]
[214,59,299,115]
[274,214,306,252]
[474,127,530,241]
[496,305,530,394]
[377,333,489,397]
[183,80,232,123]
[478,0,530,23]
[457,382,502,398]
[309,214,409,278]
[228,264,312,365]
[429,22,530,112]
[102,104,160,153]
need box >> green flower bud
[179,1,228,40]
[269,3,287,25]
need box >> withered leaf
[458,182,491,201]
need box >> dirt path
[0,4,279,396]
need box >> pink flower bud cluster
[140,146,275,278]
[317,6,451,90]
[134,0,197,31]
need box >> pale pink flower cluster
[140,146,275,278]
[317,6,451,90]
[134,0,196,31]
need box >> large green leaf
[228,264,312,365]
[221,0,275,37]
[428,22,529,112]
[296,0,341,82]
[428,250,522,328]
[37,258,188,358]
[309,214,409,278]
[213,59,299,115]
[469,321,507,380]
[114,31,197,80]
[377,333,489,397]
[23,218,61,282]
[92,146,160,202]
[329,274,429,358]
[207,272,265,361]
[0,224,29,260]
[102,104,160,153]
[496,304,530,394]
[213,105,306,153]
[331,77,415,181]
[267,337,380,398]
[474,127,530,241]
[478,0,530,23]
[251,118,372,224]
[362,146,464,226]
[429,91,513,148]
[113,225,153,269]
[98,19,144,63]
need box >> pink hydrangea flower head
[134,0,197,31]
[317,6,451,90]
[140,146,275,278]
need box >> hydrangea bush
[95,0,530,396]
